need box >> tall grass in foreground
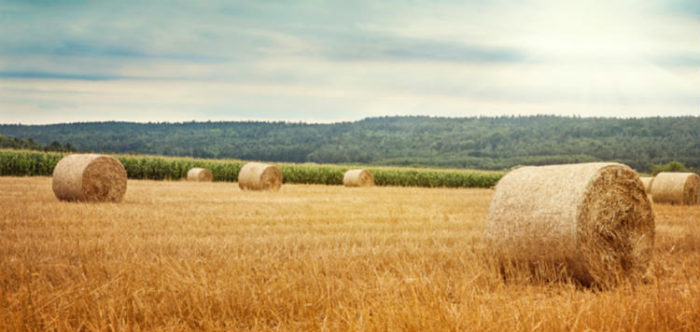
[0,150,503,188]
[0,178,698,331]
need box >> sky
[0,0,698,124]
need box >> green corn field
[0,149,503,188]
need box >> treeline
[1,116,698,171]
[0,150,503,188]
[0,134,75,152]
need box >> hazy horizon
[1,1,699,124]
[3,113,700,127]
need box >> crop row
[0,150,503,188]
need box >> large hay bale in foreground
[343,169,374,187]
[238,162,282,191]
[640,176,654,194]
[187,167,213,182]
[650,172,700,205]
[484,162,655,286]
[52,154,127,202]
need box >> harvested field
[0,176,699,331]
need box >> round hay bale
[649,172,700,205]
[238,162,282,191]
[483,162,655,286]
[343,169,374,187]
[187,167,213,182]
[52,154,127,202]
[639,176,654,194]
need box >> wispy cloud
[0,71,124,81]
[0,0,697,124]
[315,32,524,63]
[665,0,700,15]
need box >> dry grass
[0,176,699,332]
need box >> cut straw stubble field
[0,177,699,331]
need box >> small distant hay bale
[483,162,655,286]
[187,167,213,182]
[343,169,374,187]
[640,176,654,194]
[650,172,700,205]
[52,154,127,202]
[238,162,282,191]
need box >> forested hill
[1,116,698,171]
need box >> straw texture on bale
[649,172,700,205]
[238,162,282,191]
[483,162,655,286]
[343,169,374,187]
[640,176,654,194]
[52,154,127,202]
[187,168,213,182]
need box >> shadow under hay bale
[187,167,213,182]
[343,169,374,187]
[52,154,127,202]
[483,162,655,288]
[649,172,700,205]
[238,162,282,191]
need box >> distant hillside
[1,116,698,171]
[0,134,75,152]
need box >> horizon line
[1,114,699,126]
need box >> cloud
[655,54,700,67]
[0,71,124,81]
[315,32,524,63]
[666,0,700,16]
[0,0,697,123]
[1,40,224,63]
